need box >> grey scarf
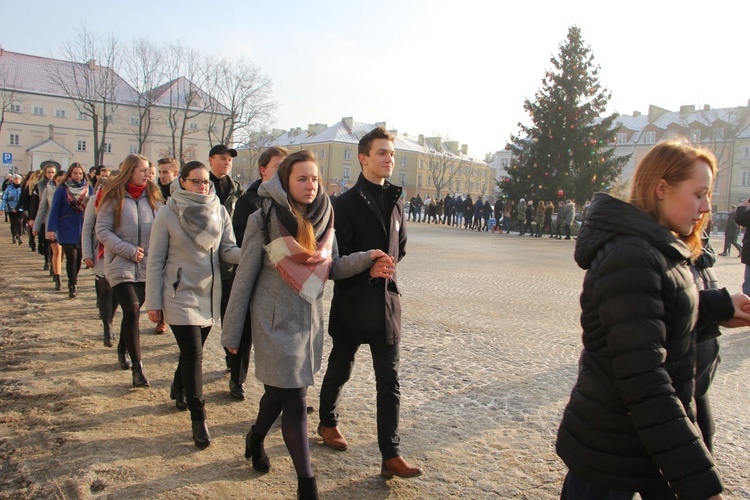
[167,185,222,252]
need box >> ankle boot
[170,382,188,411]
[53,275,61,290]
[68,284,78,299]
[245,425,270,472]
[117,344,131,370]
[192,421,211,449]
[132,362,150,388]
[103,323,114,347]
[297,476,319,500]
[43,261,49,271]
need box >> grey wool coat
[95,191,162,288]
[81,198,104,276]
[144,190,241,327]
[221,176,375,389]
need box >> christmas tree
[503,26,629,205]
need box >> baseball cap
[209,144,237,158]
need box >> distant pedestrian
[719,205,741,256]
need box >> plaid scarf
[259,174,334,303]
[66,178,89,213]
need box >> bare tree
[49,26,130,165]
[156,42,211,165]
[0,56,22,135]
[420,136,465,198]
[206,56,276,147]
[122,37,164,154]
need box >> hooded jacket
[556,193,730,500]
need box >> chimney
[375,121,386,129]
[679,104,696,115]
[633,111,641,117]
[648,105,669,122]
[342,117,353,130]
[703,104,711,111]
[418,134,425,146]
[87,59,97,70]
[461,144,468,155]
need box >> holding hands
[369,250,395,279]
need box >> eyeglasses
[185,178,211,186]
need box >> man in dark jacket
[318,127,422,478]
[156,157,179,201]
[719,205,742,256]
[225,146,289,400]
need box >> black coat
[328,174,406,345]
[557,193,729,499]
[232,179,262,247]
[734,206,750,263]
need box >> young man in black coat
[224,146,289,401]
[318,127,422,478]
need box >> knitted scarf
[259,175,334,303]
[167,184,223,252]
[65,178,90,213]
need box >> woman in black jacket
[557,140,750,500]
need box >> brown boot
[317,423,348,451]
[381,456,423,478]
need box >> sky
[3,0,749,158]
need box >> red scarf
[126,182,147,200]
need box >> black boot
[43,261,49,271]
[297,476,319,500]
[103,323,114,347]
[117,344,131,370]
[170,382,188,411]
[53,274,61,290]
[245,425,270,472]
[68,284,78,299]
[132,362,150,388]
[192,421,211,449]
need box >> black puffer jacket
[556,193,732,500]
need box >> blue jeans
[560,471,676,500]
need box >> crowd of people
[406,191,589,240]
[1,133,748,499]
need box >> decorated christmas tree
[502,26,629,205]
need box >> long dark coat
[328,174,407,345]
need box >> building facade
[237,117,494,202]
[1,49,227,173]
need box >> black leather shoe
[68,285,78,299]
[297,476,319,500]
[117,344,131,370]
[170,382,188,411]
[229,380,245,400]
[192,421,211,449]
[132,363,150,388]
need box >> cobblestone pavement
[0,222,748,498]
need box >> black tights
[254,386,312,479]
[170,325,211,422]
[112,282,145,366]
[95,275,119,331]
[61,243,82,287]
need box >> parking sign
[2,153,11,164]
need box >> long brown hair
[98,154,162,228]
[276,150,318,254]
[61,162,85,184]
[629,138,717,257]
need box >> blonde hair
[629,138,717,257]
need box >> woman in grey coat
[222,150,388,499]
[96,154,163,388]
[145,161,240,449]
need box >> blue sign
[2,153,11,164]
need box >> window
[401,157,407,167]
[105,114,115,124]
[456,180,461,191]
[77,111,87,120]
[130,116,140,126]
[712,128,724,141]
[9,134,19,146]
[644,131,656,144]
[427,177,432,187]
[616,132,627,144]
[400,172,406,184]
[690,129,701,142]
[743,171,750,186]
[8,103,21,113]
[129,145,139,154]
[77,140,87,151]
[745,147,750,160]
[418,159,423,169]
[318,149,326,160]
[188,122,198,130]
[343,166,351,179]
[33,106,45,116]
[344,149,351,160]
[54,108,67,118]
[103,143,112,154]
[418,175,422,188]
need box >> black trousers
[112,282,145,365]
[61,243,82,287]
[319,341,401,459]
[8,211,23,240]
[171,325,211,422]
